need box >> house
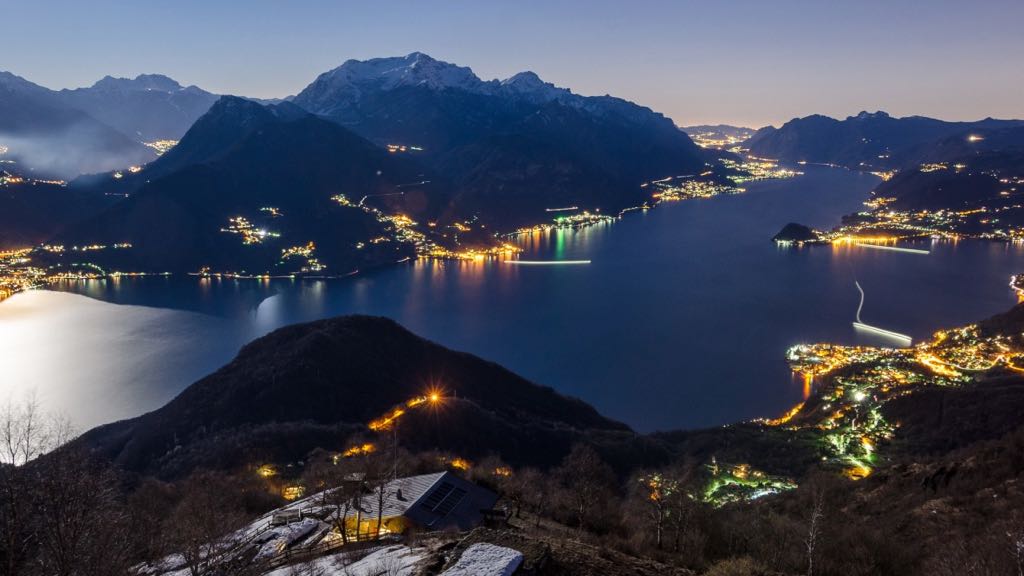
[285,471,498,540]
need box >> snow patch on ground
[254,518,320,560]
[263,544,425,576]
[441,543,523,576]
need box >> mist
[0,119,155,180]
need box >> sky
[4,0,1023,127]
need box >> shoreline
[2,158,801,302]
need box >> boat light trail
[853,243,930,255]
[504,260,591,265]
[853,282,913,346]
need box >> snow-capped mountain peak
[292,52,661,126]
[498,71,571,103]
[90,74,184,93]
[322,52,485,93]
[294,52,493,115]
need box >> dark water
[4,165,1022,432]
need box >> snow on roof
[357,471,449,518]
[276,470,496,530]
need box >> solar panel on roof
[433,487,467,516]
[419,482,455,511]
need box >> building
[276,471,498,540]
[349,471,498,536]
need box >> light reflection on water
[4,165,1023,432]
[0,291,244,428]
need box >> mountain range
[291,52,709,228]
[6,53,712,272]
[745,110,1024,170]
[57,74,220,142]
[0,71,220,178]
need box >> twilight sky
[5,0,1023,127]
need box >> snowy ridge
[294,51,661,122]
[87,74,185,93]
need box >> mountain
[892,124,1024,170]
[0,180,116,249]
[851,124,1024,227]
[0,70,222,179]
[56,96,449,274]
[58,73,220,142]
[74,315,638,478]
[0,71,156,178]
[132,96,309,181]
[293,53,709,227]
[745,111,1024,170]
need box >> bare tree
[804,488,825,576]
[367,455,393,539]
[516,468,549,528]
[629,471,676,549]
[0,459,27,576]
[169,473,246,576]
[305,453,366,545]
[0,395,74,576]
[664,464,701,556]
[554,444,617,534]
[1008,519,1024,576]
[32,450,133,576]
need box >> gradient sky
[5,0,1023,127]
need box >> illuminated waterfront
[3,165,1023,433]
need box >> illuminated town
[701,460,798,508]
[776,160,1024,245]
[761,288,1024,480]
[143,139,178,155]
[385,143,424,153]
[510,157,801,238]
[332,193,519,261]
[684,127,756,153]
[0,168,67,188]
[644,157,800,204]
[721,157,802,184]
[221,215,281,245]
[0,249,46,303]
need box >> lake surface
[3,165,1022,432]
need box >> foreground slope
[77,315,635,478]
[70,299,1024,575]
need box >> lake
[2,165,1022,432]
